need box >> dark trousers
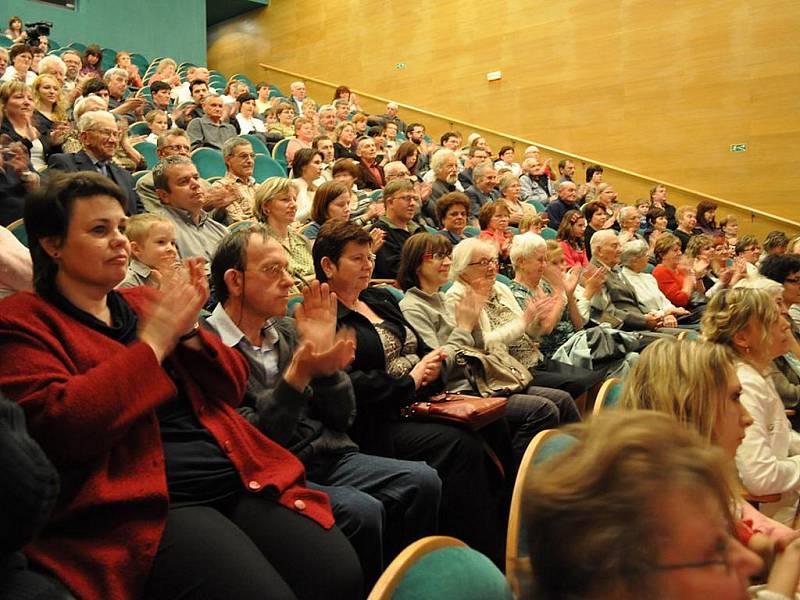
[532,357,606,399]
[144,493,363,600]
[506,385,580,464]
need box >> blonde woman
[253,177,314,293]
[498,172,535,226]
[31,74,69,156]
[147,57,180,87]
[702,287,797,525]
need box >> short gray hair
[450,238,497,281]
[618,206,640,223]
[318,104,335,114]
[103,67,128,82]
[383,161,408,179]
[590,229,618,254]
[619,239,649,267]
[156,128,189,149]
[510,232,547,268]
[153,155,193,192]
[430,148,456,174]
[733,276,784,297]
[38,54,66,76]
[77,110,115,133]
[557,180,577,193]
[222,136,251,158]
[472,162,494,183]
[73,94,108,121]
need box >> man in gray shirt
[186,95,237,151]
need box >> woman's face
[654,215,668,231]
[117,54,131,68]
[37,77,60,106]
[87,53,99,66]
[10,19,21,32]
[738,244,759,264]
[354,120,367,134]
[161,64,176,79]
[326,241,375,295]
[404,150,418,168]
[417,247,452,290]
[302,154,323,181]
[627,252,650,273]
[547,252,568,273]
[501,149,514,163]
[265,112,277,126]
[591,171,603,184]
[520,246,547,283]
[462,245,498,287]
[502,180,521,201]
[279,108,294,125]
[571,217,587,238]
[48,195,130,292]
[654,490,762,600]
[339,125,355,146]
[258,87,270,100]
[712,368,752,459]
[599,185,615,203]
[738,314,790,362]
[5,88,33,120]
[661,243,682,268]
[240,99,255,117]
[12,51,32,73]
[589,209,606,229]
[325,192,351,221]
[297,122,314,142]
[264,187,297,227]
[488,209,510,232]
[442,203,468,235]
[703,208,716,223]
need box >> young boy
[118,213,179,288]
[144,109,169,144]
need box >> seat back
[368,536,513,600]
[7,218,27,248]
[133,141,158,169]
[540,227,557,240]
[591,377,623,416]
[527,199,546,212]
[241,134,269,156]
[271,137,291,172]
[128,121,151,137]
[506,430,577,599]
[191,148,227,179]
[253,153,287,183]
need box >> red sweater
[0,288,333,600]
[559,240,588,268]
[652,264,691,307]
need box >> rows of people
[4,26,800,600]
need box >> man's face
[191,83,209,104]
[41,64,65,86]
[443,136,459,151]
[477,168,498,193]
[158,135,191,158]
[387,105,398,117]
[436,156,458,184]
[471,150,489,167]
[160,163,204,213]
[319,109,335,129]
[357,138,377,163]
[80,114,119,161]
[408,126,424,143]
[292,83,306,100]
[62,53,81,77]
[653,185,667,203]
[107,73,128,99]
[226,143,255,179]
[386,188,418,223]
[385,165,411,182]
[239,236,294,318]
[204,97,224,121]
[680,210,697,230]
[559,182,578,204]
[317,139,334,162]
[335,104,348,120]
[153,88,171,108]
[561,160,575,178]
[596,237,622,267]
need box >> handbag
[454,344,533,397]
[400,392,508,431]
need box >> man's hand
[204,184,236,210]
[294,280,338,354]
[644,312,662,329]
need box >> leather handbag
[454,344,533,397]
[400,392,508,431]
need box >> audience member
[582,201,607,259]
[520,157,554,204]
[0,48,8,79]
[650,183,677,229]
[720,214,739,253]
[545,181,579,230]
[115,51,142,88]
[477,201,514,276]
[212,136,257,223]
[464,162,500,222]
[735,233,762,278]
[763,230,790,259]
[436,191,471,245]
[117,212,179,288]
[459,145,490,190]
[0,223,32,297]
[0,79,58,173]
[285,116,315,167]
[373,178,421,279]
[556,209,588,268]
[79,44,103,79]
[3,16,23,42]
[380,101,406,133]
[291,148,323,223]
[651,232,706,308]
[233,92,266,135]
[674,204,701,251]
[696,199,720,235]
[583,163,604,202]
[147,57,181,88]
[143,108,168,144]
[354,136,385,190]
[187,95,237,150]
[394,140,421,178]
[301,180,352,240]
[498,172,534,226]
[60,49,82,93]
[333,121,358,160]
[288,80,309,116]
[1,44,35,85]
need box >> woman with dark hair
[301,180,352,240]
[1,44,35,85]
[477,200,514,276]
[290,148,323,223]
[4,16,23,42]
[582,201,606,259]
[696,199,720,235]
[494,146,521,177]
[556,209,588,268]
[0,172,362,600]
[644,205,668,243]
[80,44,104,79]
[314,219,509,566]
[436,191,471,245]
[583,163,604,202]
[394,141,420,178]
[332,85,361,113]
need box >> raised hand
[455,285,488,331]
[369,228,386,253]
[563,266,582,296]
[523,295,557,328]
[582,265,607,298]
[294,280,337,354]
[284,328,356,391]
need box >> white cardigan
[735,361,800,525]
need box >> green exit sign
[730,143,748,153]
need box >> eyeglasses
[392,194,418,203]
[89,128,119,139]
[468,257,499,269]
[162,144,191,153]
[233,152,255,160]
[245,264,290,278]
[423,252,451,261]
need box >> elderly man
[102,67,146,121]
[373,179,421,279]
[464,162,499,223]
[60,49,81,91]
[153,155,228,273]
[380,102,406,133]
[37,55,66,86]
[545,181,579,230]
[333,99,349,124]
[187,95,237,151]
[206,229,440,585]
[617,206,646,244]
[211,137,256,223]
[289,81,309,116]
[317,104,336,137]
[589,230,663,331]
[458,145,490,190]
[355,137,385,191]
[423,148,458,227]
[48,111,142,215]
[521,157,554,204]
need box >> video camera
[24,21,53,47]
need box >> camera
[24,21,53,47]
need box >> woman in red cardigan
[556,209,589,268]
[0,172,362,600]
[651,232,706,308]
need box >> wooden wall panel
[208,0,800,233]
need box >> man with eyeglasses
[211,137,256,224]
[373,179,421,279]
[48,110,143,215]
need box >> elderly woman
[446,237,598,401]
[290,148,323,224]
[620,238,690,326]
[333,122,358,160]
[702,287,797,526]
[147,57,180,88]
[286,116,316,169]
[314,219,509,565]
[301,180,351,240]
[1,44,35,85]
[494,146,522,177]
[650,232,708,309]
[477,201,514,276]
[269,102,296,138]
[524,410,769,600]
[436,192,470,245]
[253,177,315,293]
[0,172,361,599]
[498,172,535,226]
[556,208,588,268]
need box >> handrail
[260,62,799,230]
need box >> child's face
[150,114,168,135]
[132,223,178,268]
